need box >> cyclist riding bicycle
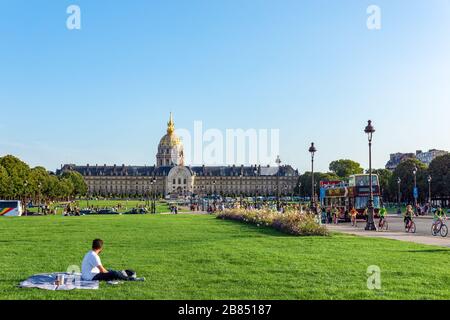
[403,205,415,228]
[378,205,387,228]
[433,206,446,227]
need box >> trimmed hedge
[216,208,329,236]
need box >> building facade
[58,114,300,197]
[385,152,415,170]
[385,149,449,170]
[415,149,449,166]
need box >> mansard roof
[58,164,299,177]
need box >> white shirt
[81,250,102,281]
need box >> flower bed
[216,208,329,236]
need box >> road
[327,215,450,248]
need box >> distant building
[385,149,448,170]
[415,149,449,166]
[385,153,415,170]
[58,114,300,197]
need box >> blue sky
[0,0,449,172]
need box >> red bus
[320,174,381,220]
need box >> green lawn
[1,214,450,300]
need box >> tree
[368,169,393,201]
[57,178,75,200]
[299,171,340,198]
[28,166,51,203]
[428,154,450,200]
[329,159,364,178]
[389,159,427,204]
[0,155,30,199]
[61,171,88,198]
[0,165,9,198]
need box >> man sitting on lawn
[81,239,140,282]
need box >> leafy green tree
[0,165,9,198]
[0,155,30,199]
[299,171,340,198]
[28,166,51,202]
[57,178,75,200]
[368,169,393,201]
[428,154,450,200]
[389,159,427,203]
[329,159,364,178]
[61,170,88,198]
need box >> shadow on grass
[402,249,450,253]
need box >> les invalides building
[58,114,300,198]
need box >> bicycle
[378,217,388,231]
[431,217,448,237]
[405,218,416,233]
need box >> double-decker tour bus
[320,174,381,220]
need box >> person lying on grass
[81,238,144,282]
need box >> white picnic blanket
[19,272,99,291]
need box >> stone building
[385,149,449,170]
[58,114,300,197]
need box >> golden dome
[159,113,182,147]
[159,133,182,147]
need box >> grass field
[1,214,450,300]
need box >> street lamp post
[37,182,42,214]
[239,174,243,207]
[24,180,28,215]
[298,182,302,207]
[308,143,317,210]
[397,177,401,210]
[364,120,376,231]
[413,166,418,211]
[276,155,281,211]
[150,182,154,213]
[427,175,432,209]
[152,178,157,214]
[212,180,216,207]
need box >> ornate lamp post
[364,120,376,231]
[276,155,281,210]
[148,182,152,208]
[413,165,418,210]
[212,180,216,206]
[239,174,243,207]
[151,178,157,214]
[308,143,317,209]
[37,182,42,214]
[427,175,432,209]
[24,180,28,215]
[298,182,302,207]
[397,177,401,210]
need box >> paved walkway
[327,216,450,248]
